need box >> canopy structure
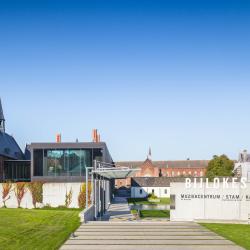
[92,166,139,179]
[86,161,139,219]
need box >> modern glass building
[30,142,113,182]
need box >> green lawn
[127,197,170,205]
[201,223,250,250]
[139,209,170,218]
[0,208,81,250]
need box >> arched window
[159,168,162,177]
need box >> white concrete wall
[131,186,170,198]
[79,204,95,223]
[170,182,250,222]
[0,183,83,209]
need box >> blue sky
[0,0,250,161]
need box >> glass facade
[4,161,31,181]
[33,148,103,177]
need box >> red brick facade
[115,158,208,188]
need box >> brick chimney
[56,133,61,143]
[92,129,100,142]
[92,129,97,142]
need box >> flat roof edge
[30,142,107,149]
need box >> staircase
[61,221,243,250]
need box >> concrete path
[61,221,244,250]
[101,196,136,221]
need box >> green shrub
[148,193,158,199]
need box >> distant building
[234,150,250,181]
[131,177,171,198]
[0,99,30,181]
[115,149,209,188]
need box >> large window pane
[34,149,43,176]
[54,150,65,176]
[80,149,92,176]
[68,150,81,176]
[46,150,65,176]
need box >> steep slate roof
[0,99,4,121]
[24,144,31,160]
[116,160,209,169]
[0,132,24,159]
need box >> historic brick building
[115,150,209,188]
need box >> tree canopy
[206,155,234,180]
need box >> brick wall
[115,159,207,188]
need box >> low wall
[0,182,83,209]
[79,204,95,223]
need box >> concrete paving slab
[79,225,203,228]
[86,221,198,225]
[63,239,235,245]
[72,235,224,240]
[74,231,218,236]
[61,245,244,250]
[76,228,211,232]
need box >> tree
[27,182,43,208]
[78,182,91,209]
[14,182,27,208]
[2,182,12,208]
[206,155,234,180]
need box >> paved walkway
[101,196,136,221]
[61,221,243,250]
